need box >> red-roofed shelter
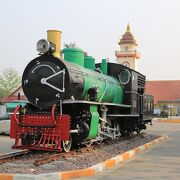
[146,80,180,115]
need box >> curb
[158,119,180,123]
[0,135,168,180]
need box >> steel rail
[0,149,32,163]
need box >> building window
[125,46,128,51]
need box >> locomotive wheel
[62,134,72,152]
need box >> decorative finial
[126,23,131,33]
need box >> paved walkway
[76,120,180,180]
[0,135,18,154]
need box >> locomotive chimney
[47,30,62,58]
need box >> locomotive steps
[0,134,168,180]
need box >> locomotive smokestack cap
[47,30,62,58]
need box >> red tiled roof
[146,80,180,104]
[1,96,27,103]
[0,86,27,103]
[7,86,22,97]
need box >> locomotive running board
[62,100,131,108]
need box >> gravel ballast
[0,133,159,174]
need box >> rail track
[0,145,97,166]
[0,150,31,164]
[0,133,147,166]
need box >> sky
[0,0,180,80]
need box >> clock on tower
[122,61,130,68]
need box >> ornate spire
[126,23,131,33]
[118,23,137,46]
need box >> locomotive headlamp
[36,39,55,54]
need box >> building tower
[115,23,140,71]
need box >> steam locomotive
[10,30,154,152]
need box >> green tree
[0,88,6,98]
[0,68,21,98]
